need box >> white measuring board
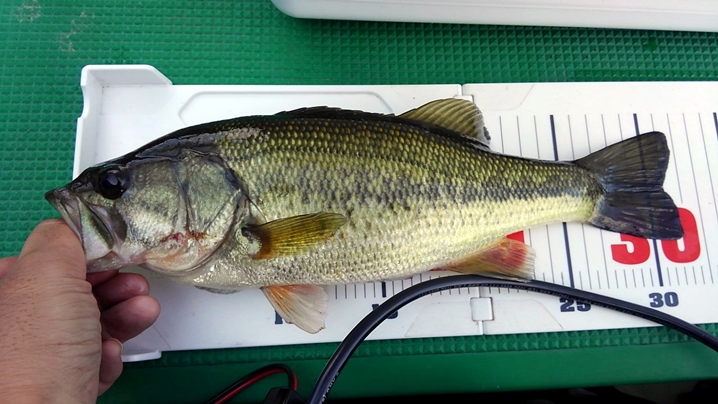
[73,66,718,361]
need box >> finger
[101,295,160,342]
[98,338,123,396]
[0,256,18,278]
[17,220,85,280]
[93,273,150,310]
[86,269,120,287]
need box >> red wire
[289,371,298,390]
[212,368,298,404]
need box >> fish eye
[95,167,129,200]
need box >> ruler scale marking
[516,115,523,155]
[649,267,655,287]
[546,226,556,283]
[666,114,684,203]
[568,115,576,158]
[599,231,610,289]
[634,114,664,287]
[580,225,594,289]
[697,113,717,283]
[632,269,637,288]
[584,115,593,152]
[551,115,575,288]
[499,116,505,152]
[601,114,609,147]
[682,113,714,284]
[533,115,541,160]
[597,118,612,289]
[578,117,596,290]
[561,225,575,288]
[527,228,533,246]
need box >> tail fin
[575,131,683,240]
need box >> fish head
[46,153,246,275]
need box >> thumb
[17,219,86,280]
[0,257,18,279]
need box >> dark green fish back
[215,110,599,211]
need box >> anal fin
[443,237,535,282]
[262,284,328,333]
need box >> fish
[45,98,684,333]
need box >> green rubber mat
[1,1,717,403]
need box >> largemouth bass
[46,99,683,333]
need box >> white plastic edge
[271,0,718,32]
[75,65,172,178]
[121,350,163,362]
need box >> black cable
[306,275,718,404]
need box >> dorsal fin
[275,106,365,119]
[399,99,491,148]
[272,101,491,149]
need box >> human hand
[0,220,160,403]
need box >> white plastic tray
[75,65,718,361]
[272,0,718,32]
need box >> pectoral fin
[262,284,328,333]
[243,212,347,259]
[443,237,535,281]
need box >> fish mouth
[45,188,83,241]
[45,187,128,272]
